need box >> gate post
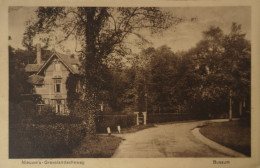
[134,112,139,125]
[142,112,147,125]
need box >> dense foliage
[9,46,33,103]
[9,122,86,158]
[148,113,197,123]
[106,23,250,119]
[24,7,183,134]
[20,6,250,136]
[10,9,250,157]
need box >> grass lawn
[63,135,122,158]
[200,120,251,156]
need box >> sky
[8,6,251,54]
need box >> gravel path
[112,121,230,157]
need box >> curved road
[112,120,231,157]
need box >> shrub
[54,115,84,124]
[147,113,195,123]
[9,122,86,158]
[70,100,85,116]
[126,114,136,127]
[122,107,136,115]
[41,104,56,116]
[19,100,37,117]
[27,123,69,157]
[9,102,25,125]
[9,123,34,158]
[103,104,113,114]
[68,123,86,147]
[10,101,38,125]
[32,104,83,125]
[33,114,84,125]
[32,105,56,124]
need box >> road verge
[192,127,247,157]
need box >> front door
[55,99,64,115]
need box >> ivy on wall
[66,73,84,114]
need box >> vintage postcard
[0,0,260,168]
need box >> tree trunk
[82,8,102,135]
[229,90,232,121]
[239,100,243,117]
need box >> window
[54,79,62,93]
[55,63,61,71]
[57,104,61,113]
[55,84,61,92]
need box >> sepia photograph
[2,1,260,167]
[8,6,252,158]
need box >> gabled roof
[27,74,44,85]
[53,51,79,74]
[35,50,79,75]
[25,63,44,73]
[25,50,80,82]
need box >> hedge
[33,115,84,125]
[147,113,196,123]
[9,122,86,158]
[96,114,136,133]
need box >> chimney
[36,43,42,64]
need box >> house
[25,44,79,115]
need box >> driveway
[112,120,231,157]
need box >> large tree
[222,23,251,119]
[9,46,33,103]
[24,7,182,134]
[184,23,250,119]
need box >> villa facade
[25,44,79,115]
